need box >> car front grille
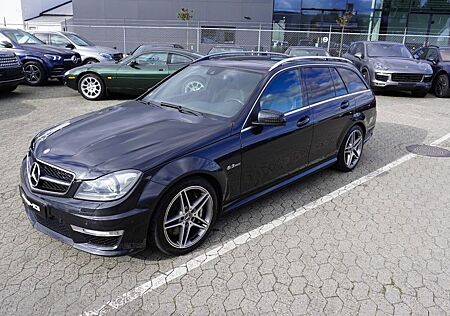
[27,155,74,194]
[0,54,20,68]
[391,73,423,83]
[112,53,123,61]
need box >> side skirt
[223,157,337,214]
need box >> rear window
[337,68,367,93]
[302,67,335,104]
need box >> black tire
[0,85,18,93]
[434,73,450,98]
[23,61,47,86]
[78,73,106,101]
[149,176,219,255]
[83,58,99,65]
[362,69,370,85]
[411,90,428,98]
[336,125,365,172]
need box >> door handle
[158,68,164,71]
[340,100,350,109]
[297,115,310,127]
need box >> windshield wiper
[159,102,202,116]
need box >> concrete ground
[0,84,449,315]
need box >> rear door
[303,66,355,165]
[116,51,169,93]
[240,68,314,194]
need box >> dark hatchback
[20,54,376,256]
[0,51,24,92]
[0,28,81,85]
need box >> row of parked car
[1,26,450,100]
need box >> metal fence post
[327,25,332,52]
[196,22,200,52]
[258,23,262,52]
[123,24,127,53]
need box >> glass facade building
[273,0,450,42]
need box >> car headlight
[44,54,62,61]
[99,53,113,60]
[373,62,389,71]
[74,170,142,201]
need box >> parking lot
[0,85,449,315]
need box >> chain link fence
[6,21,450,56]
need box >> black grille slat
[0,54,20,68]
[391,73,423,83]
[86,236,121,248]
[375,74,388,82]
[40,163,73,182]
[40,180,68,193]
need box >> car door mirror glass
[426,57,437,64]
[128,59,138,67]
[254,109,286,126]
[66,43,75,49]
[354,52,363,59]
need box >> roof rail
[269,56,353,71]
[193,51,288,63]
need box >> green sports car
[64,48,203,100]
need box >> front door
[240,68,313,195]
[116,51,169,93]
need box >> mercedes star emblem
[30,162,41,188]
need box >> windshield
[64,33,94,46]
[439,49,450,61]
[290,49,328,56]
[367,43,412,58]
[2,29,44,45]
[143,65,263,118]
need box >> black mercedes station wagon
[20,53,376,256]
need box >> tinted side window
[355,43,364,56]
[337,68,367,93]
[330,68,347,96]
[170,54,192,64]
[348,43,356,55]
[260,69,304,113]
[414,48,427,60]
[426,48,438,60]
[303,67,335,104]
[50,34,70,46]
[136,52,168,65]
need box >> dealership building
[34,0,450,52]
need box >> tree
[177,8,194,48]
[336,11,353,56]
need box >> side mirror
[354,52,363,59]
[0,41,13,48]
[66,43,75,49]
[426,57,437,64]
[128,60,138,67]
[253,109,285,126]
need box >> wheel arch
[21,57,47,75]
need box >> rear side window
[330,68,347,96]
[337,68,367,93]
[260,69,304,113]
[302,67,335,104]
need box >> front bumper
[64,75,78,90]
[371,72,432,91]
[0,76,24,87]
[19,158,156,256]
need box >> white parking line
[81,132,450,316]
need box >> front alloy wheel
[337,126,364,171]
[23,61,47,85]
[78,74,105,100]
[151,177,218,255]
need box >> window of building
[201,26,235,44]
[337,68,367,93]
[260,69,304,113]
[303,67,335,104]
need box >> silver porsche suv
[33,31,123,64]
[344,41,433,97]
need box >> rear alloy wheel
[150,177,218,255]
[23,61,47,86]
[434,73,450,98]
[336,126,364,172]
[78,73,106,100]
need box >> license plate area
[21,192,47,218]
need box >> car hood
[75,45,120,55]
[371,57,433,74]
[32,101,232,179]
[19,44,75,55]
